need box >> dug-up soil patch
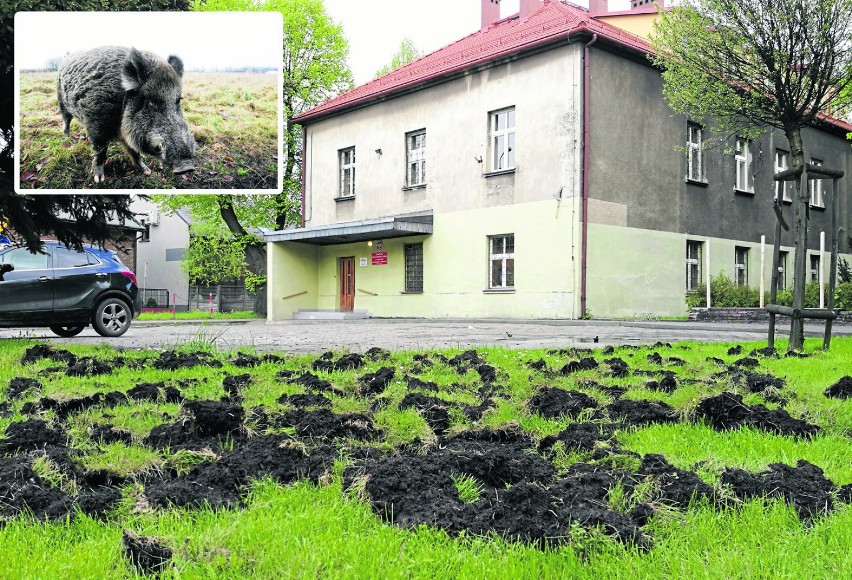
[144,401,245,450]
[122,530,172,575]
[528,388,598,420]
[824,376,852,399]
[694,392,820,438]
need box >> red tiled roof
[294,0,650,124]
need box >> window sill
[400,290,423,295]
[810,204,826,211]
[334,195,355,202]
[483,168,516,178]
[734,188,755,196]
[402,184,426,192]
[483,287,516,294]
[685,178,708,187]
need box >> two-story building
[265,0,852,320]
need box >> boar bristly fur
[57,46,196,184]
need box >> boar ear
[122,48,149,92]
[167,55,184,78]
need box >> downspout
[581,33,598,319]
[300,126,307,228]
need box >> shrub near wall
[687,275,852,311]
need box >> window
[488,234,514,289]
[0,247,49,270]
[489,107,515,171]
[338,147,355,197]
[405,130,426,187]
[735,138,754,192]
[776,251,788,291]
[810,254,821,282]
[734,246,749,287]
[687,123,705,182]
[809,159,824,207]
[53,247,97,269]
[140,224,151,242]
[775,150,792,202]
[404,243,423,293]
[686,240,703,291]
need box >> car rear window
[54,247,100,268]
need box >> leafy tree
[163,0,353,314]
[0,1,189,252]
[650,0,852,351]
[375,37,422,78]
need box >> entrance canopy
[264,211,433,246]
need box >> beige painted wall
[267,241,319,320]
[272,199,581,319]
[302,44,584,227]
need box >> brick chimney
[481,0,501,30]
[588,0,609,15]
[520,0,540,19]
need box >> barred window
[404,243,423,293]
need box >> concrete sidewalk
[1,318,846,354]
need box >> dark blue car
[0,241,142,337]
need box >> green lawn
[0,337,850,578]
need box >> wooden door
[339,256,355,311]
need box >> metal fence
[139,288,170,308]
[189,285,255,312]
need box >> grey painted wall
[588,46,851,253]
[132,198,191,307]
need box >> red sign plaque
[371,252,388,265]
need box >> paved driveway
[1,318,846,354]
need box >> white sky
[325,0,633,84]
[15,12,282,71]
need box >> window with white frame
[775,149,792,202]
[338,147,355,197]
[687,123,705,182]
[777,251,788,291]
[404,243,423,293]
[686,240,703,291]
[809,158,824,207]
[489,107,515,171]
[810,254,821,282]
[734,246,749,286]
[735,138,754,192]
[406,130,426,187]
[488,234,515,289]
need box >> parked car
[0,241,142,337]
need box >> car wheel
[92,297,132,337]
[49,325,85,337]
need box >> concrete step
[292,309,371,320]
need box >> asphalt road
[1,318,847,354]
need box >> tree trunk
[217,196,268,316]
[785,126,807,351]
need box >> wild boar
[57,46,196,183]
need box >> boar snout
[173,159,195,174]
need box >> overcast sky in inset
[15,11,282,71]
[324,0,633,85]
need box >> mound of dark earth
[636,454,714,508]
[405,375,438,392]
[89,424,133,445]
[66,356,112,377]
[645,373,677,394]
[230,352,284,367]
[145,436,336,509]
[122,530,172,575]
[721,460,837,519]
[1,419,66,453]
[539,422,617,455]
[292,372,338,394]
[351,437,649,547]
[153,350,222,371]
[448,350,486,371]
[559,357,599,374]
[605,358,630,378]
[334,353,365,371]
[359,367,395,396]
[278,393,332,408]
[399,393,451,434]
[528,388,598,420]
[824,376,852,399]
[600,399,678,426]
[36,391,127,419]
[21,344,77,365]
[461,398,496,422]
[0,456,74,520]
[694,392,819,438]
[144,401,245,450]
[7,377,41,399]
[743,373,785,393]
[277,408,380,440]
[222,374,251,398]
[127,382,182,403]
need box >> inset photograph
[15,11,282,192]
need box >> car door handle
[38,276,51,282]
